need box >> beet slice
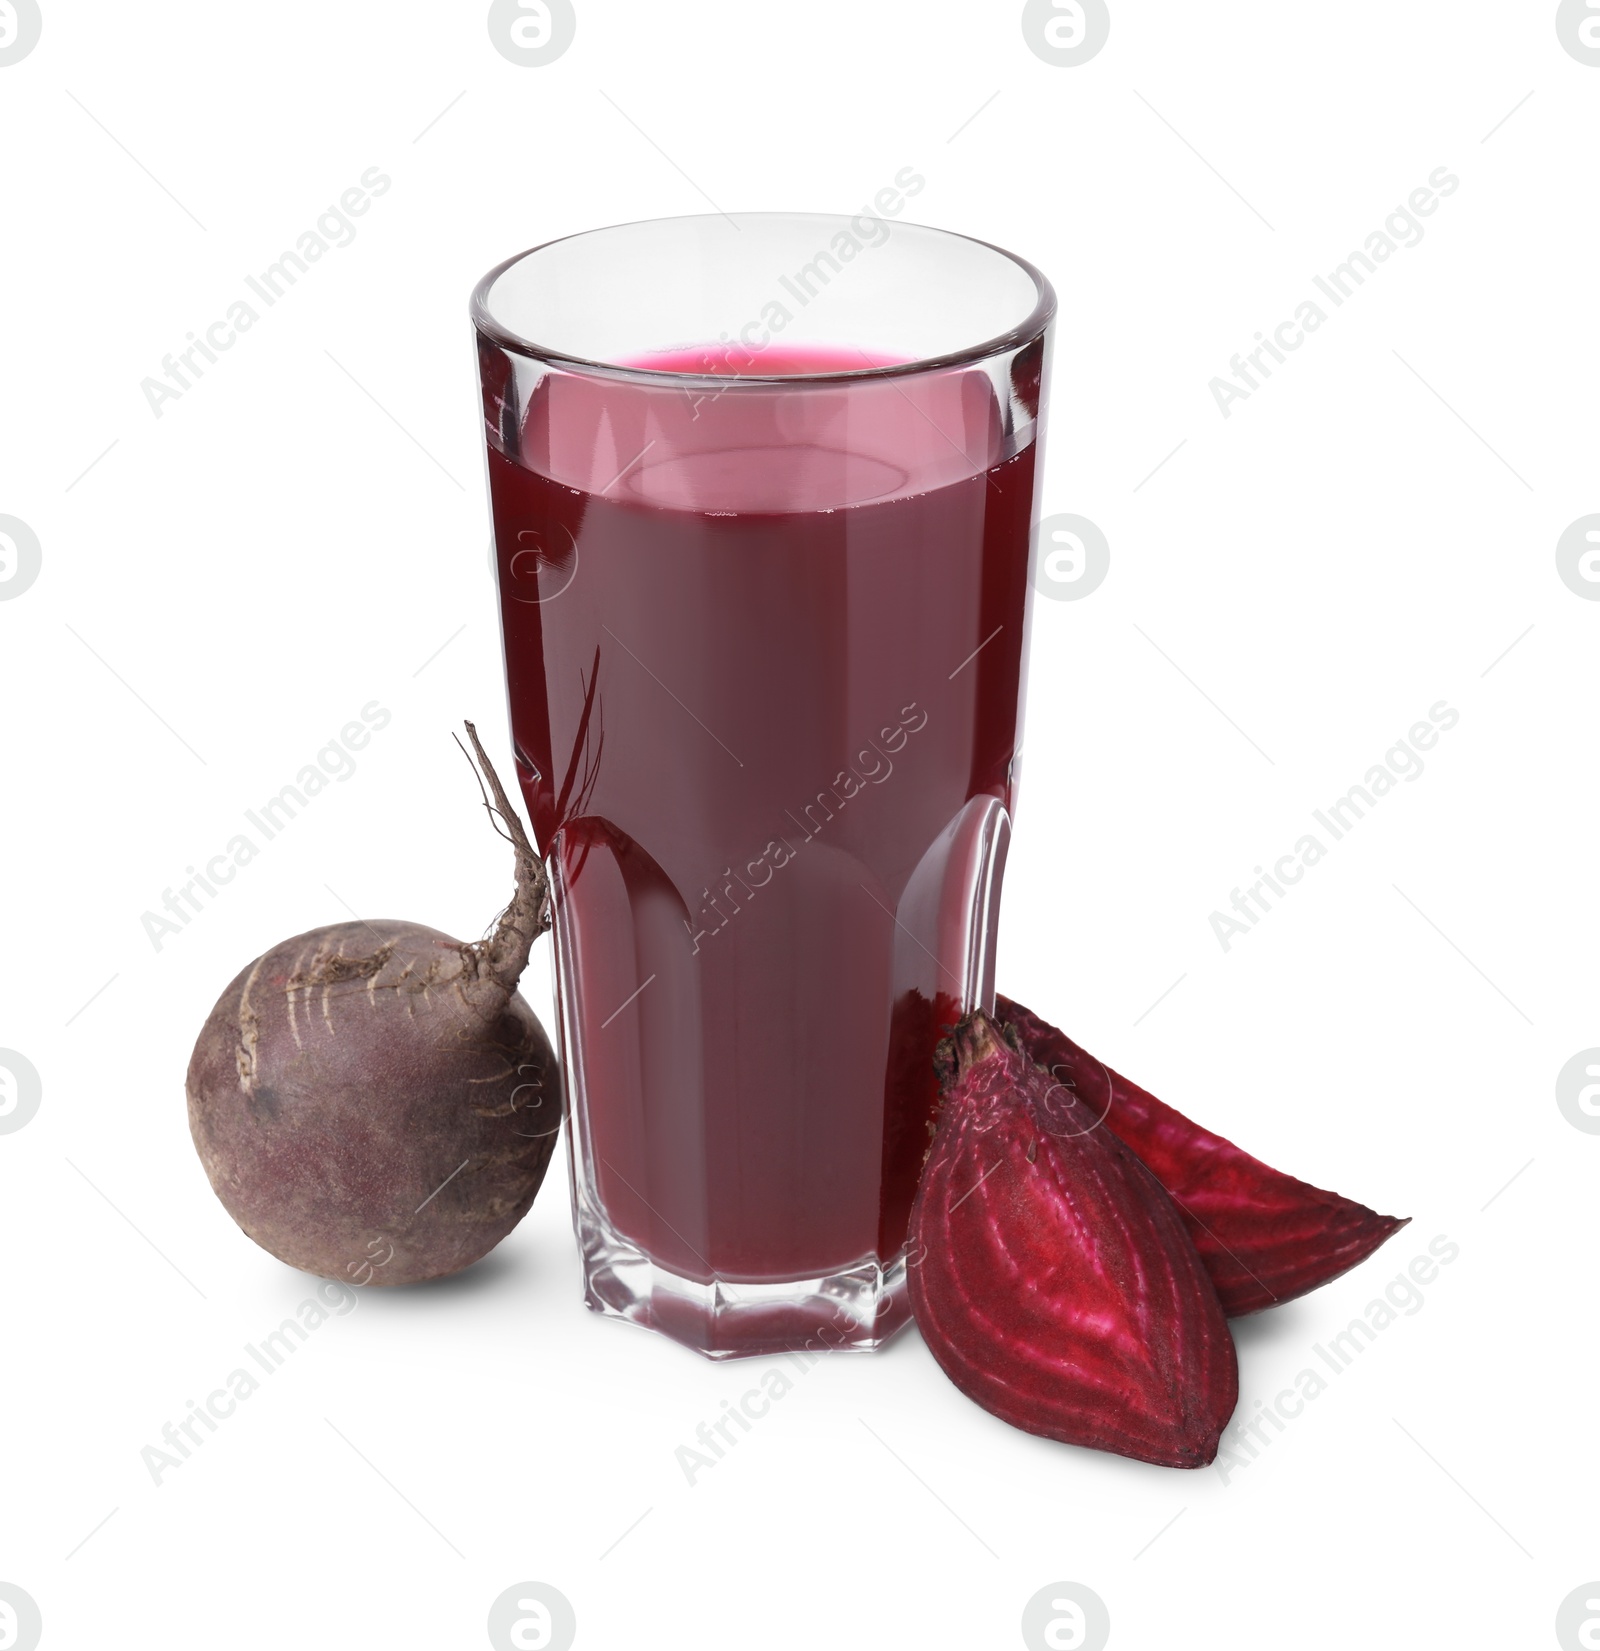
[998,995,1408,1316]
[908,1012,1237,1469]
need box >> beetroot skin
[186,726,561,1287]
[908,1012,1237,1468]
[998,995,1408,1315]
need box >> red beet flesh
[908,1012,1238,1468]
[998,996,1408,1315]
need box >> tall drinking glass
[472,213,1054,1358]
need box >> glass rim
[470,211,1057,387]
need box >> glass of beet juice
[472,213,1054,1358]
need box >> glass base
[577,1204,913,1361]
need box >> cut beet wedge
[908,1012,1238,1469]
[998,995,1408,1316]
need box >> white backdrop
[2,3,1597,1647]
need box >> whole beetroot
[186,725,562,1286]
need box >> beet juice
[474,213,1053,1356]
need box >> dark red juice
[489,348,1038,1283]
